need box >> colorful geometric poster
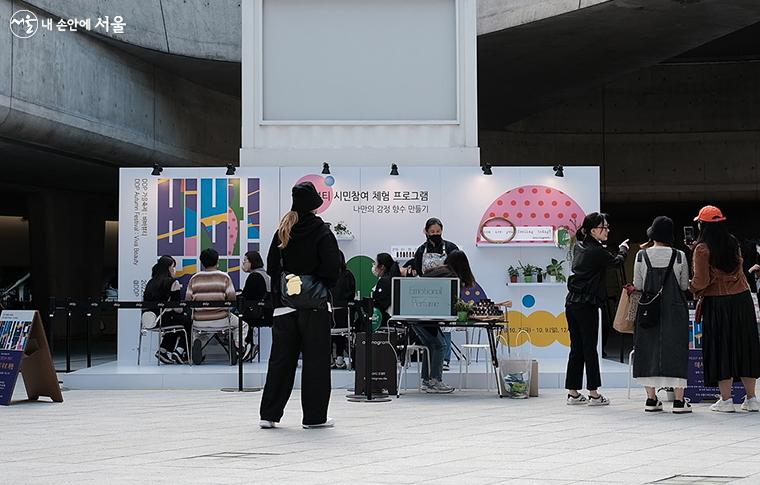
[156,177,256,294]
[119,167,280,365]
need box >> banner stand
[347,299,392,403]
[1,310,63,406]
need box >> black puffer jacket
[566,238,627,307]
[266,212,341,308]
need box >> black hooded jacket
[266,212,341,308]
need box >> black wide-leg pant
[564,302,602,391]
[260,308,332,425]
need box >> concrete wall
[0,0,240,167]
[480,61,760,203]
[25,0,242,61]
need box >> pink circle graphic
[295,174,332,214]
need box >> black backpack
[635,249,677,329]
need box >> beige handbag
[613,285,641,334]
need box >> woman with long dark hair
[688,205,760,412]
[142,255,192,364]
[260,182,341,429]
[564,212,629,406]
[425,249,477,369]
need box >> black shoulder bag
[635,249,677,329]
[278,249,330,310]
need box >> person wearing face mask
[564,212,629,406]
[412,218,459,276]
[371,253,401,323]
[240,250,272,359]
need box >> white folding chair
[137,310,189,366]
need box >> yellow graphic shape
[176,264,197,277]
[158,227,184,240]
[200,213,227,226]
[499,310,569,347]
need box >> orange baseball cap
[694,205,726,222]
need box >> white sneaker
[259,420,276,429]
[710,398,736,413]
[303,417,335,429]
[587,394,610,406]
[566,393,588,405]
[741,396,760,412]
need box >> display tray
[469,316,506,323]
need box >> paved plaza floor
[4,386,760,484]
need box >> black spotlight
[151,163,163,176]
[482,163,493,175]
[226,163,236,176]
[321,162,330,175]
[390,163,399,176]
[553,164,564,177]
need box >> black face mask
[427,234,443,245]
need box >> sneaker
[156,348,174,364]
[335,356,347,370]
[425,379,455,394]
[741,396,760,412]
[241,341,253,362]
[588,394,610,406]
[420,380,431,392]
[442,361,450,371]
[710,398,736,413]
[191,339,203,365]
[303,417,335,429]
[673,398,692,414]
[566,393,588,405]
[259,420,276,429]
[170,350,188,364]
[645,398,663,412]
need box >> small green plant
[518,261,537,277]
[507,266,519,277]
[454,299,473,313]
[545,258,566,282]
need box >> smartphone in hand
[683,226,695,244]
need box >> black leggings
[564,303,602,391]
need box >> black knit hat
[291,181,323,214]
[646,216,674,244]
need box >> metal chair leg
[137,330,143,366]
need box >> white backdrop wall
[119,166,599,363]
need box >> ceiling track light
[390,163,399,176]
[553,164,564,177]
[226,163,236,176]
[151,162,163,176]
[481,163,493,175]
[321,162,331,175]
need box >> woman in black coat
[259,182,341,429]
[564,213,629,406]
[142,256,192,364]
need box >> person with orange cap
[688,205,760,413]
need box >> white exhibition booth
[58,165,628,391]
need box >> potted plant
[333,221,354,240]
[545,258,566,283]
[454,299,472,322]
[519,262,537,283]
[507,265,519,284]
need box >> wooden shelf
[506,283,566,287]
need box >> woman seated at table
[373,253,455,394]
[425,250,476,370]
[142,255,192,364]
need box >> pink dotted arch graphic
[477,185,585,244]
